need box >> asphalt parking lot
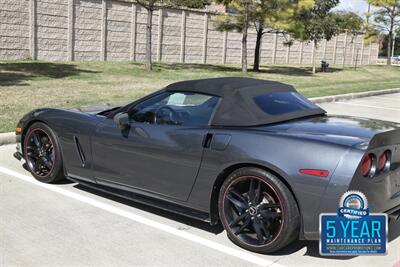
[1,93,400,267]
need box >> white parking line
[0,165,283,267]
[335,102,400,111]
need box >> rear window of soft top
[253,92,319,116]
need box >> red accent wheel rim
[222,176,284,247]
[24,128,55,178]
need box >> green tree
[135,0,210,71]
[378,33,400,56]
[289,0,342,74]
[367,0,400,65]
[250,0,314,71]
[334,11,364,67]
[214,0,254,72]
[214,0,314,72]
[335,11,364,37]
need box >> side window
[129,92,219,127]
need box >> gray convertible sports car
[14,77,400,253]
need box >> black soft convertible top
[165,77,326,126]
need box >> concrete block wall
[36,0,68,61]
[74,0,102,61]
[225,31,241,64]
[0,0,30,60]
[161,9,181,62]
[184,12,204,63]
[106,0,131,61]
[134,4,159,62]
[259,32,276,64]
[0,0,379,65]
[206,14,223,64]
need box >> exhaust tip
[13,152,22,161]
[388,211,400,223]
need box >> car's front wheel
[218,167,300,253]
[23,122,65,183]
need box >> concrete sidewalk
[0,132,15,146]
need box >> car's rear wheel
[218,167,300,253]
[23,122,65,183]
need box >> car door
[91,91,220,201]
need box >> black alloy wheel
[24,122,64,183]
[219,167,300,253]
[25,128,55,177]
[223,176,283,246]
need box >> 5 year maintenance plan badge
[319,191,388,256]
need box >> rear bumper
[386,204,400,223]
[349,166,400,214]
[302,160,400,241]
[302,201,400,241]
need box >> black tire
[218,167,300,254]
[23,122,65,183]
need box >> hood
[69,104,119,115]
[262,115,400,148]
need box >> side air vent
[74,136,86,167]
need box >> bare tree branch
[134,0,150,10]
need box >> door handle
[202,133,213,148]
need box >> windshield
[98,106,121,116]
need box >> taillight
[378,152,386,171]
[378,150,391,172]
[361,153,376,177]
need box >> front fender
[17,108,104,181]
[16,108,54,152]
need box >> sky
[336,0,370,15]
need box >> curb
[0,88,399,146]
[0,132,15,146]
[310,88,400,104]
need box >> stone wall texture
[0,0,380,65]
[0,0,30,59]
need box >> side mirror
[113,112,130,130]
